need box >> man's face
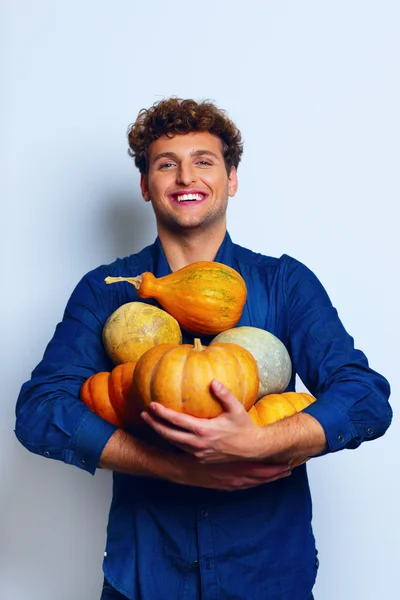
[140,131,238,233]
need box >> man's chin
[157,212,226,234]
[167,218,207,232]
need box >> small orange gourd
[104,261,247,335]
[248,392,315,426]
[133,338,259,418]
[80,362,141,429]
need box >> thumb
[210,380,244,414]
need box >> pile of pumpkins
[81,261,315,435]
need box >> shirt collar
[153,231,234,278]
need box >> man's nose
[176,163,197,186]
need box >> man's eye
[159,163,175,170]
[197,160,212,166]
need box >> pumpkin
[80,361,141,429]
[210,326,292,399]
[133,338,259,418]
[248,391,315,426]
[102,301,182,365]
[104,261,247,335]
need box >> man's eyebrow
[151,149,221,164]
[151,151,180,164]
[190,149,220,160]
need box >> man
[15,98,392,600]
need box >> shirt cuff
[302,394,356,453]
[70,409,119,475]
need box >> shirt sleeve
[14,268,119,475]
[283,256,392,453]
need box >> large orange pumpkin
[104,261,247,335]
[132,338,259,418]
[80,362,141,429]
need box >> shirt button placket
[197,507,217,600]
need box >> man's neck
[157,223,227,272]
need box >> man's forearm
[258,412,327,463]
[98,428,292,491]
[99,429,184,481]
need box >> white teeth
[176,193,203,202]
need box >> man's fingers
[242,462,291,479]
[141,412,204,449]
[216,470,292,492]
[210,379,244,414]
[147,403,204,432]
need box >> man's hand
[141,379,275,464]
[141,379,327,466]
[176,456,292,491]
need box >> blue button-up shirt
[15,233,392,600]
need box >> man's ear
[228,167,238,197]
[140,173,151,202]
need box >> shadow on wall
[101,193,157,260]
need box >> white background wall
[2,1,399,598]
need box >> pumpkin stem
[104,275,143,290]
[193,338,204,352]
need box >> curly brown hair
[127,98,243,175]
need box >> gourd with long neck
[105,261,247,335]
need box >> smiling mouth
[170,192,207,203]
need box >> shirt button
[337,435,344,443]
[366,427,374,436]
[201,510,208,518]
[80,458,86,465]
[44,451,50,457]
[191,560,199,569]
[315,558,320,569]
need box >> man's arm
[255,411,326,463]
[14,270,123,475]
[99,427,292,490]
[284,255,392,453]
